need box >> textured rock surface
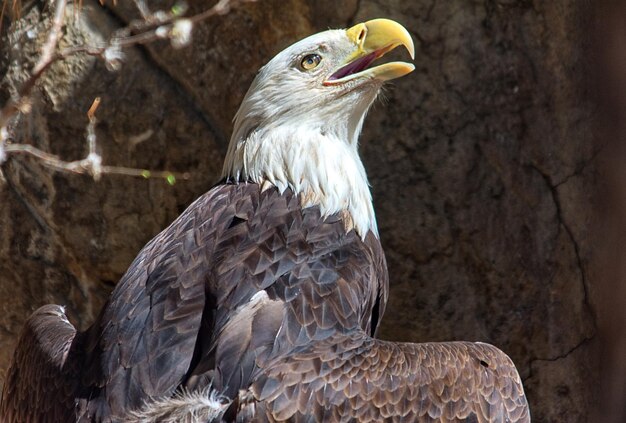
[0,1,599,421]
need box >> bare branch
[85,97,102,180]
[133,0,151,20]
[1,97,190,184]
[1,0,258,128]
[0,54,53,130]
[2,142,189,184]
[0,0,257,184]
[33,0,67,74]
[190,0,256,23]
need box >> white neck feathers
[221,29,382,239]
[222,125,378,239]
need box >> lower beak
[324,18,415,86]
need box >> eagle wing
[78,183,387,421]
[0,305,80,423]
[241,331,530,422]
[182,183,388,398]
[77,186,238,420]
[1,182,527,423]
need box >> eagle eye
[300,54,322,70]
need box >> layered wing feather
[76,185,236,420]
[75,182,387,421]
[181,183,387,399]
[1,182,529,423]
[239,330,530,422]
[0,305,80,423]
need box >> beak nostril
[358,29,366,42]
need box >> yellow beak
[325,18,415,86]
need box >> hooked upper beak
[324,18,415,86]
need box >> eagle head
[222,19,415,238]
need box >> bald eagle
[1,19,530,422]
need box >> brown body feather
[242,333,529,422]
[1,183,529,422]
[0,305,80,422]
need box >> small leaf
[141,170,151,178]
[166,174,176,185]
[171,2,188,16]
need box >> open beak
[324,18,415,86]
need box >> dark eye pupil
[301,54,321,69]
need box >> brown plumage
[0,183,529,422]
[1,18,530,423]
[1,305,80,423]
[1,184,386,421]
[242,334,529,422]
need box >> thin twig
[0,0,68,129]
[1,96,189,184]
[133,0,151,20]
[189,0,255,23]
[0,0,8,36]
[0,0,257,184]
[84,97,102,180]
[2,141,190,183]
[0,0,257,129]
[33,0,67,74]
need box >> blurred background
[0,0,620,421]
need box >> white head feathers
[222,20,415,239]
